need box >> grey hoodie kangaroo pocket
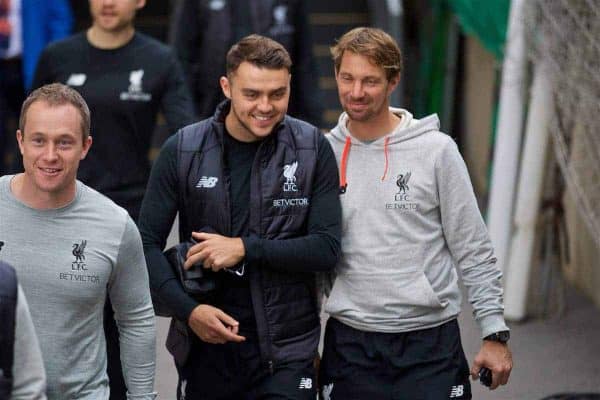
[326,270,445,325]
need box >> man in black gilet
[139,35,341,399]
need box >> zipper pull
[268,360,274,375]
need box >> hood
[329,108,441,192]
[329,107,441,147]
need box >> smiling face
[220,61,290,142]
[88,0,145,33]
[335,51,399,123]
[17,101,92,208]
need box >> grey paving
[460,284,600,399]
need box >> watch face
[498,331,510,342]
[486,331,510,343]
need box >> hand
[184,232,245,271]
[470,340,513,390]
[188,304,246,344]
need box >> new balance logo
[450,384,464,398]
[298,377,312,389]
[180,379,187,400]
[196,176,218,188]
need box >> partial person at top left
[0,0,73,175]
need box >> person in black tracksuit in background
[32,0,196,220]
[138,35,341,399]
[31,1,196,398]
[170,0,323,127]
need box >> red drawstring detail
[381,136,390,181]
[339,136,351,193]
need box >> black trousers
[177,335,317,400]
[319,318,472,400]
[105,298,127,400]
[105,207,139,400]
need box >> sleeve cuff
[478,312,510,339]
[158,279,199,321]
[127,391,158,399]
[241,236,263,265]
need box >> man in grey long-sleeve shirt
[0,83,156,399]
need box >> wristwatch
[483,330,510,343]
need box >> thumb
[191,231,210,241]
[470,359,483,380]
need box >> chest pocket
[260,138,316,238]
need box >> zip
[218,131,232,236]
[268,360,274,375]
[248,139,274,373]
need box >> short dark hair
[19,83,91,141]
[331,27,403,81]
[226,34,292,76]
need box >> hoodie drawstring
[340,135,391,192]
[339,136,351,193]
[381,136,390,181]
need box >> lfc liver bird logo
[283,161,298,184]
[128,69,144,93]
[72,240,87,263]
[283,161,299,191]
[396,172,411,194]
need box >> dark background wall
[68,1,459,149]
[69,0,371,130]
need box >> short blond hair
[331,27,402,81]
[20,83,91,141]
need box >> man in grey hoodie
[319,27,513,399]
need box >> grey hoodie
[324,108,508,338]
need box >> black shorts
[177,336,317,400]
[319,318,472,400]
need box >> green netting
[414,0,452,118]
[448,0,510,60]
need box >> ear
[136,0,146,10]
[220,76,232,99]
[80,136,93,160]
[16,130,24,155]
[387,74,400,95]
